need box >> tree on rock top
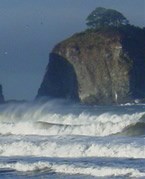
[86,7,129,29]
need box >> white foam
[0,136,144,159]
[0,102,144,136]
[0,161,144,177]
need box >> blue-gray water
[0,100,145,178]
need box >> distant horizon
[0,0,144,100]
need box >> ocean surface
[0,99,145,178]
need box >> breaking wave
[0,100,144,137]
[120,122,145,136]
[0,135,144,158]
[0,161,144,178]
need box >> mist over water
[0,100,144,178]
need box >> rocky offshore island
[37,26,145,104]
[37,8,145,105]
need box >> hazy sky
[0,0,145,100]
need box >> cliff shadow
[121,26,145,99]
[37,53,79,102]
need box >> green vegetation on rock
[86,7,129,29]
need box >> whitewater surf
[0,100,145,178]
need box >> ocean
[0,99,145,178]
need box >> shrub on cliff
[86,7,129,29]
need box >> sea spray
[0,101,145,136]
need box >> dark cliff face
[120,26,145,99]
[37,53,79,101]
[37,26,145,104]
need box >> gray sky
[0,0,145,100]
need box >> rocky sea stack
[37,25,145,104]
